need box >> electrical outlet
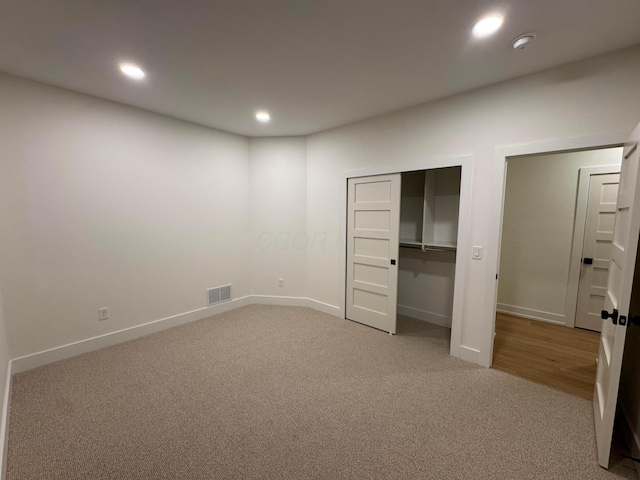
[98,307,109,321]
[278,278,284,287]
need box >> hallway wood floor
[492,312,601,400]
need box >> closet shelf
[399,240,422,249]
[399,240,457,251]
[423,241,457,251]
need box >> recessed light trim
[472,15,504,38]
[256,111,271,122]
[119,63,145,80]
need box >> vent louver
[219,285,231,302]
[206,284,232,306]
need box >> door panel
[594,123,640,468]
[576,174,619,331]
[346,174,400,334]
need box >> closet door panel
[346,174,400,334]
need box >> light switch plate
[472,246,483,260]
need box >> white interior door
[576,173,620,332]
[594,124,640,468]
[346,174,401,334]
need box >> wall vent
[206,284,232,306]
[219,285,231,302]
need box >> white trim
[339,154,474,362]
[487,132,628,367]
[459,345,480,363]
[397,305,451,328]
[304,298,343,317]
[249,295,342,317]
[567,165,621,329]
[10,295,343,375]
[12,296,252,374]
[496,304,565,325]
[0,360,12,480]
[0,295,343,477]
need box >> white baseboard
[459,345,480,364]
[397,305,452,328]
[249,295,342,318]
[304,298,343,317]
[0,360,12,480]
[11,295,343,375]
[1,294,343,479]
[497,303,566,326]
[11,296,253,374]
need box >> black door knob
[601,309,619,325]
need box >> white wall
[0,289,11,470]
[0,73,251,358]
[498,148,622,324]
[249,137,307,297]
[306,45,640,365]
[398,248,456,327]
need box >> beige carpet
[6,305,638,479]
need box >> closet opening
[397,168,459,331]
[342,158,471,359]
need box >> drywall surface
[0,289,10,425]
[0,288,9,478]
[249,137,307,297]
[498,148,622,324]
[0,291,9,382]
[0,73,251,357]
[306,45,640,362]
[398,249,456,327]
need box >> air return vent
[206,284,232,306]
[219,285,231,302]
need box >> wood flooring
[492,312,601,400]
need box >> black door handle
[583,258,593,265]
[601,309,619,325]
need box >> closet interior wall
[397,168,461,328]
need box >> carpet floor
[6,305,638,479]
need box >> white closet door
[346,174,401,334]
[575,173,620,331]
[594,123,640,468]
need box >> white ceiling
[2,0,640,137]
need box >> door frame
[339,154,473,360]
[569,166,621,329]
[487,132,628,367]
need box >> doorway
[493,147,623,397]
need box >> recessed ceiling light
[256,111,271,122]
[119,63,145,80]
[472,15,504,38]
